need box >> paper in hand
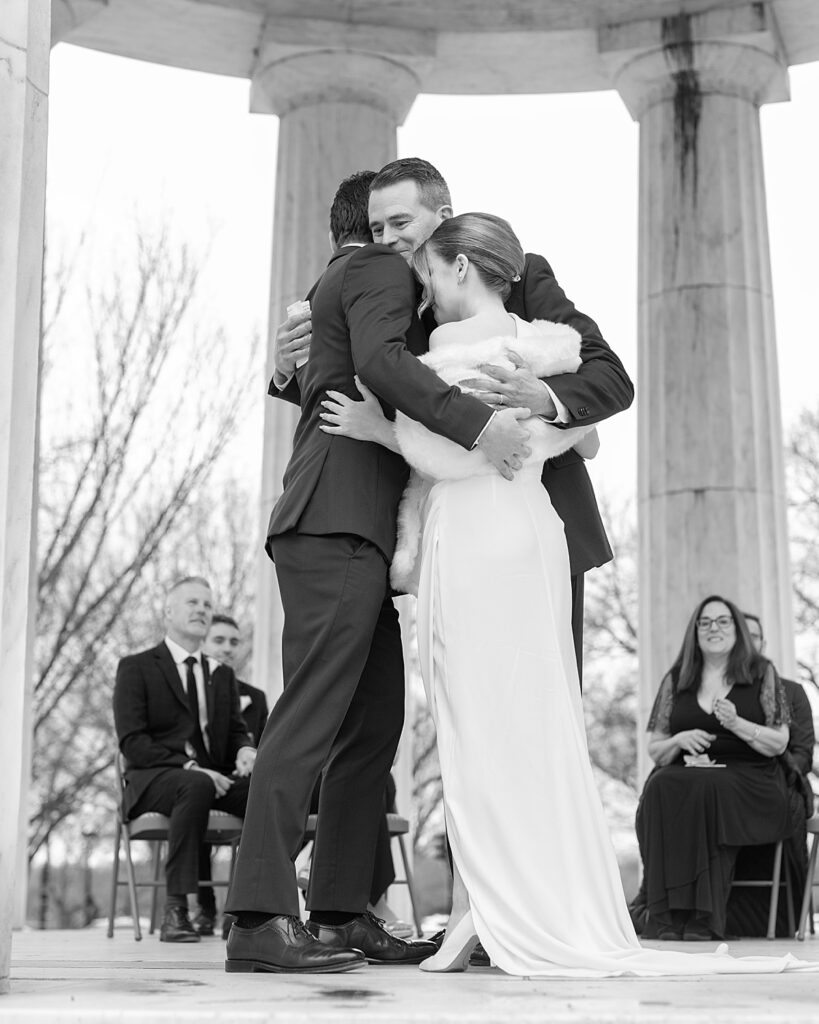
[287,300,311,369]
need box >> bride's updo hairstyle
[413,212,525,313]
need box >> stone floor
[4,926,819,1023]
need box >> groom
[278,157,635,682]
[224,171,531,974]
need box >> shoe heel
[225,959,260,973]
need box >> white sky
[45,44,819,504]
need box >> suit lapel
[155,642,188,711]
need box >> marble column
[250,48,422,703]
[602,6,794,777]
[0,0,50,993]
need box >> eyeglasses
[696,615,734,632]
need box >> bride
[320,212,813,978]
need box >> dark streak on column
[661,14,702,203]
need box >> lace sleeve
[759,663,791,728]
[646,672,675,734]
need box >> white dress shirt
[164,635,211,753]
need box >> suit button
[578,406,589,417]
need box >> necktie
[184,656,207,762]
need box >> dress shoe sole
[160,934,201,943]
[225,958,364,974]
[364,952,436,966]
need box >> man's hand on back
[273,308,312,382]
[477,408,532,481]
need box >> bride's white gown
[395,316,813,978]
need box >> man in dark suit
[205,614,268,746]
[184,612,268,937]
[744,613,815,793]
[224,172,530,974]
[113,576,255,942]
[276,157,634,684]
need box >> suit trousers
[570,572,584,690]
[128,768,250,896]
[226,532,405,916]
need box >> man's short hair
[211,613,239,631]
[167,575,211,596]
[370,157,452,211]
[330,171,377,247]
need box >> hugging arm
[342,247,492,449]
[519,254,634,427]
[320,376,401,453]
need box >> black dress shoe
[308,912,438,965]
[221,913,236,941]
[159,906,201,943]
[225,915,365,974]
[469,942,491,967]
[683,920,715,941]
[429,929,445,949]
[192,910,216,936]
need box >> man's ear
[438,205,454,223]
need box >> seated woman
[636,594,792,941]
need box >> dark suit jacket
[277,249,634,577]
[505,253,633,574]
[780,676,815,815]
[267,243,492,561]
[113,641,252,816]
[238,679,269,747]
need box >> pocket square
[240,695,252,711]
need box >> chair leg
[784,855,795,937]
[149,840,163,934]
[107,823,122,938]
[767,840,783,940]
[121,824,143,941]
[396,835,424,938]
[797,832,819,940]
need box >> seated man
[206,614,268,746]
[196,612,268,935]
[113,576,256,942]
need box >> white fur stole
[391,319,593,593]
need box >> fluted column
[602,5,794,776]
[0,0,50,993]
[250,42,423,704]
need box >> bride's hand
[460,350,555,418]
[320,377,392,445]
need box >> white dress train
[394,316,815,978]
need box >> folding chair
[730,839,794,940]
[797,813,819,940]
[304,812,424,936]
[106,753,243,939]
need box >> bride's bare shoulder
[430,311,515,347]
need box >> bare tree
[786,404,819,692]
[29,228,259,862]
[582,496,640,789]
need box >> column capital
[250,16,433,123]
[599,3,789,120]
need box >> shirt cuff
[539,382,570,424]
[272,369,294,391]
[470,411,497,450]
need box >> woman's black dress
[636,669,791,938]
